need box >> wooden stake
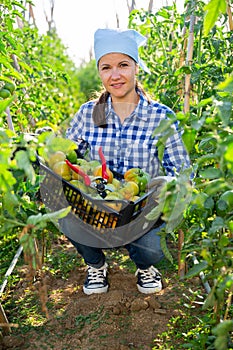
[227,0,233,30]
[0,303,11,335]
[178,229,186,278]
[184,11,195,114]
[5,107,15,132]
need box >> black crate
[39,162,152,230]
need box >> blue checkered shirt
[66,91,191,177]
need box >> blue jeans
[68,225,164,270]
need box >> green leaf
[212,320,233,336]
[0,166,17,192]
[0,39,6,53]
[0,96,14,114]
[41,206,71,222]
[11,1,27,11]
[210,217,225,232]
[182,127,197,153]
[165,178,192,232]
[27,206,71,226]
[2,191,19,216]
[214,335,229,350]
[145,202,163,222]
[38,133,78,160]
[203,0,227,36]
[152,118,174,137]
[156,7,170,19]
[203,285,216,309]
[216,100,232,126]
[197,97,213,107]
[224,142,233,171]
[217,75,233,93]
[204,196,215,209]
[18,60,33,74]
[199,167,222,179]
[153,125,176,162]
[15,150,36,184]
[160,232,173,263]
[185,260,208,278]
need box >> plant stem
[224,284,233,320]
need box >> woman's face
[98,53,139,101]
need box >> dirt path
[1,238,204,350]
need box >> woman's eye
[120,63,128,68]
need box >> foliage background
[0,0,232,349]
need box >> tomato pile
[46,150,151,203]
[0,80,16,99]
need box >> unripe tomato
[93,165,113,183]
[66,150,78,163]
[4,82,16,93]
[48,151,66,168]
[0,88,11,98]
[53,161,71,181]
[123,181,139,196]
[124,167,151,192]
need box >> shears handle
[98,146,109,181]
[65,159,91,186]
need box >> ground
[1,236,205,350]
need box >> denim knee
[125,225,165,269]
[68,237,105,268]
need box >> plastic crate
[39,162,152,230]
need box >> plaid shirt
[66,91,191,177]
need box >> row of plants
[0,0,87,301]
[0,0,232,349]
[128,1,233,348]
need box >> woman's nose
[111,68,120,79]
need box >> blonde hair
[92,80,151,127]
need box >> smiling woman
[97,53,139,121]
[64,26,191,296]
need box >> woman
[66,28,191,295]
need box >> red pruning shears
[98,146,109,181]
[65,146,111,197]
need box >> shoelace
[87,265,107,283]
[135,266,161,283]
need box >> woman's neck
[111,92,139,123]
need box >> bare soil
[1,236,205,350]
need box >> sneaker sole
[83,285,109,295]
[137,284,162,294]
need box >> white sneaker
[135,266,162,294]
[83,263,109,295]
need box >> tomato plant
[129,1,233,348]
[0,0,232,348]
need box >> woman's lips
[111,83,124,89]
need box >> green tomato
[66,150,78,163]
[4,82,16,93]
[124,167,151,192]
[70,179,88,193]
[0,88,11,98]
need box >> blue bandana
[94,28,150,74]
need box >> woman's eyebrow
[100,60,130,67]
